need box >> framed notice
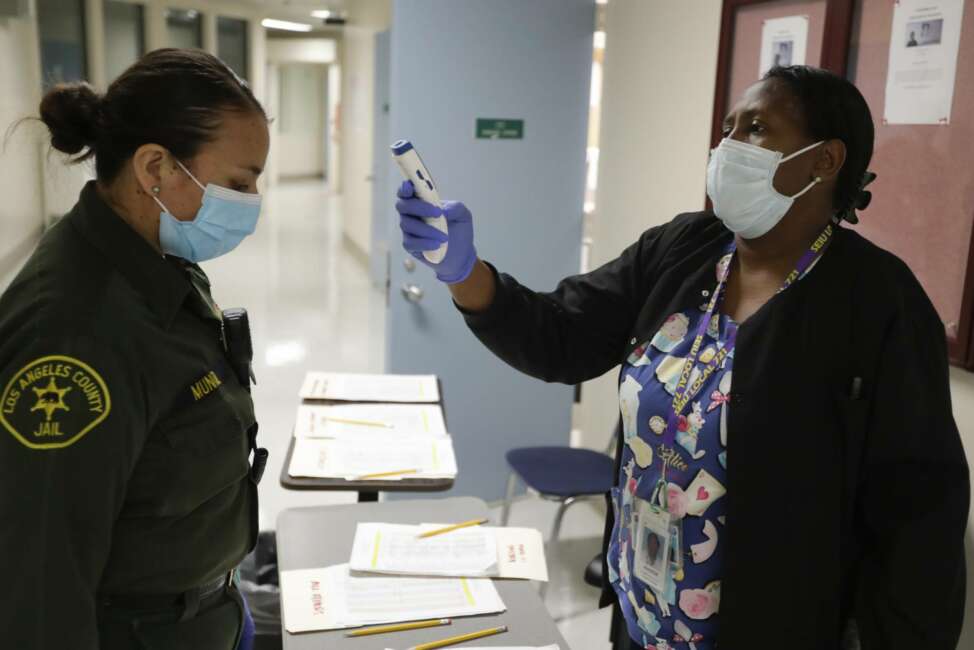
[712,0,857,147]
[759,14,811,76]
[882,0,966,125]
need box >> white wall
[266,37,337,182]
[0,9,45,285]
[327,63,341,190]
[266,37,336,64]
[339,0,391,257]
[575,0,722,450]
[582,0,974,642]
[275,63,327,178]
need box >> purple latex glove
[396,180,477,284]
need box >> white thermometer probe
[391,140,448,263]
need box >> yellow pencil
[324,416,394,428]
[344,618,451,637]
[407,625,507,650]
[355,468,419,480]
[417,518,489,539]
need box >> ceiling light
[311,10,332,19]
[261,18,313,32]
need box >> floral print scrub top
[609,256,735,650]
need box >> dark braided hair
[763,65,876,224]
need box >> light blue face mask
[152,160,262,263]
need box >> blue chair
[500,421,619,558]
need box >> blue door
[386,0,594,501]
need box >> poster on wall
[883,0,966,124]
[759,15,809,76]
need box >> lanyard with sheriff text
[656,224,835,490]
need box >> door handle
[400,284,424,303]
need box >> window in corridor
[217,16,249,81]
[104,1,145,82]
[37,0,87,88]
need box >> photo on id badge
[634,498,671,592]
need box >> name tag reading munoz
[0,355,111,450]
[166,364,232,413]
[191,370,223,401]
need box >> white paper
[350,523,498,576]
[288,436,458,480]
[294,403,448,439]
[280,564,506,633]
[300,372,440,403]
[492,527,549,582]
[349,523,548,582]
[883,0,965,124]
[759,15,809,76]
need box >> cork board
[712,0,855,147]
[846,0,974,365]
[725,0,829,118]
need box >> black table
[276,497,568,649]
[280,378,453,502]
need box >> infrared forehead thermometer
[391,140,448,264]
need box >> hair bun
[855,189,872,211]
[39,82,102,156]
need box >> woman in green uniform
[0,49,269,649]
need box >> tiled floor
[204,179,614,649]
[490,496,613,650]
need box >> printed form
[349,523,548,581]
[300,372,440,403]
[293,403,448,439]
[280,564,506,633]
[288,437,458,480]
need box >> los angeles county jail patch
[0,355,111,450]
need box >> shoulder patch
[0,355,112,450]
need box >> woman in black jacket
[394,66,969,649]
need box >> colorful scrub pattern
[610,256,735,650]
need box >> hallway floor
[204,180,612,650]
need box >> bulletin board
[712,0,856,148]
[846,0,974,367]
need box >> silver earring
[152,186,160,194]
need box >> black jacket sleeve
[0,331,146,650]
[854,279,969,648]
[462,220,678,385]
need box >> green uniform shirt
[0,182,257,648]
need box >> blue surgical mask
[152,160,261,262]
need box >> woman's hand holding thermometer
[393,141,478,284]
[391,140,449,263]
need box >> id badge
[669,518,684,574]
[633,497,671,593]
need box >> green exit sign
[476,118,524,140]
